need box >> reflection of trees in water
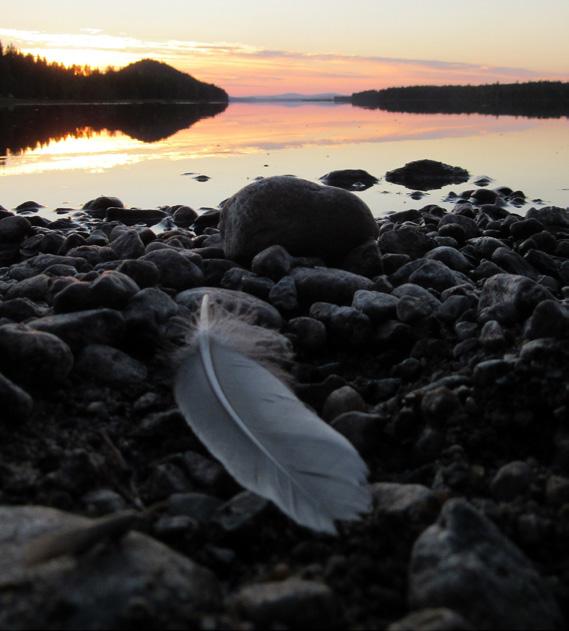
[0,102,228,157]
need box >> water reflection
[0,102,228,157]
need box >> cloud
[1,27,567,95]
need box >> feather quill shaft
[174,294,371,534]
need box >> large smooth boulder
[221,176,379,262]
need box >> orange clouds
[2,28,568,96]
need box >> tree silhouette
[0,41,227,102]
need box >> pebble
[490,461,532,501]
[0,371,34,420]
[231,579,337,629]
[372,483,440,525]
[322,385,366,421]
[292,266,373,305]
[75,345,148,385]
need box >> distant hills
[349,82,569,118]
[0,41,228,102]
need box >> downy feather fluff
[174,294,371,534]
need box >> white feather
[174,295,371,534]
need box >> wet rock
[526,206,569,232]
[268,275,298,312]
[141,249,204,290]
[438,214,478,240]
[211,491,269,533]
[545,475,569,506]
[372,483,440,525]
[352,290,399,322]
[396,296,433,323]
[319,168,378,190]
[0,505,220,630]
[287,317,327,353]
[292,267,373,305]
[490,461,531,501]
[0,297,44,322]
[409,499,564,630]
[83,195,124,212]
[473,358,516,386]
[172,205,198,228]
[231,579,337,629]
[90,271,140,309]
[106,208,167,226]
[194,208,220,233]
[117,259,160,288]
[510,218,544,240]
[425,246,471,272]
[524,300,569,339]
[379,226,435,259]
[0,371,33,421]
[421,387,460,424]
[75,345,148,385]
[251,245,293,280]
[0,215,32,243]
[126,287,179,324]
[388,609,474,631]
[5,274,50,301]
[478,274,552,323]
[392,284,440,310]
[29,309,125,349]
[322,385,366,421]
[0,324,73,384]
[331,411,383,455]
[492,246,538,278]
[436,295,473,323]
[385,160,469,191]
[176,287,282,329]
[110,229,145,259]
[479,319,507,350]
[221,176,378,262]
[409,260,468,292]
[340,239,382,277]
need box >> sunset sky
[2,0,569,96]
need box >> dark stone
[172,206,198,228]
[524,300,569,339]
[392,283,441,310]
[438,214,478,239]
[126,288,179,324]
[194,209,221,234]
[106,208,167,226]
[0,298,44,322]
[492,247,538,278]
[268,275,298,312]
[379,226,435,259]
[319,168,378,191]
[372,483,440,524]
[0,371,33,420]
[141,249,204,290]
[388,609,474,631]
[0,324,73,384]
[409,499,563,630]
[436,295,473,324]
[66,245,116,266]
[117,259,160,288]
[526,206,569,231]
[287,317,327,353]
[490,461,531,501]
[75,345,148,385]
[110,229,145,259]
[397,296,434,323]
[0,216,32,243]
[352,290,399,322]
[29,309,125,349]
[425,246,471,272]
[83,195,124,212]
[340,239,382,277]
[479,320,506,350]
[385,160,469,191]
[176,287,282,329]
[251,245,293,280]
[331,411,383,455]
[221,176,379,262]
[231,579,337,629]
[478,274,552,323]
[473,359,516,386]
[292,267,373,305]
[409,260,468,292]
[0,505,221,629]
[90,271,140,309]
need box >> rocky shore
[1,171,569,630]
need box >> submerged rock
[385,159,469,191]
[319,169,378,191]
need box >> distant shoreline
[0,98,230,108]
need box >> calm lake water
[1,101,568,218]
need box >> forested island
[349,82,569,117]
[0,41,228,102]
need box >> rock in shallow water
[409,499,564,630]
[385,160,469,191]
[221,176,378,262]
